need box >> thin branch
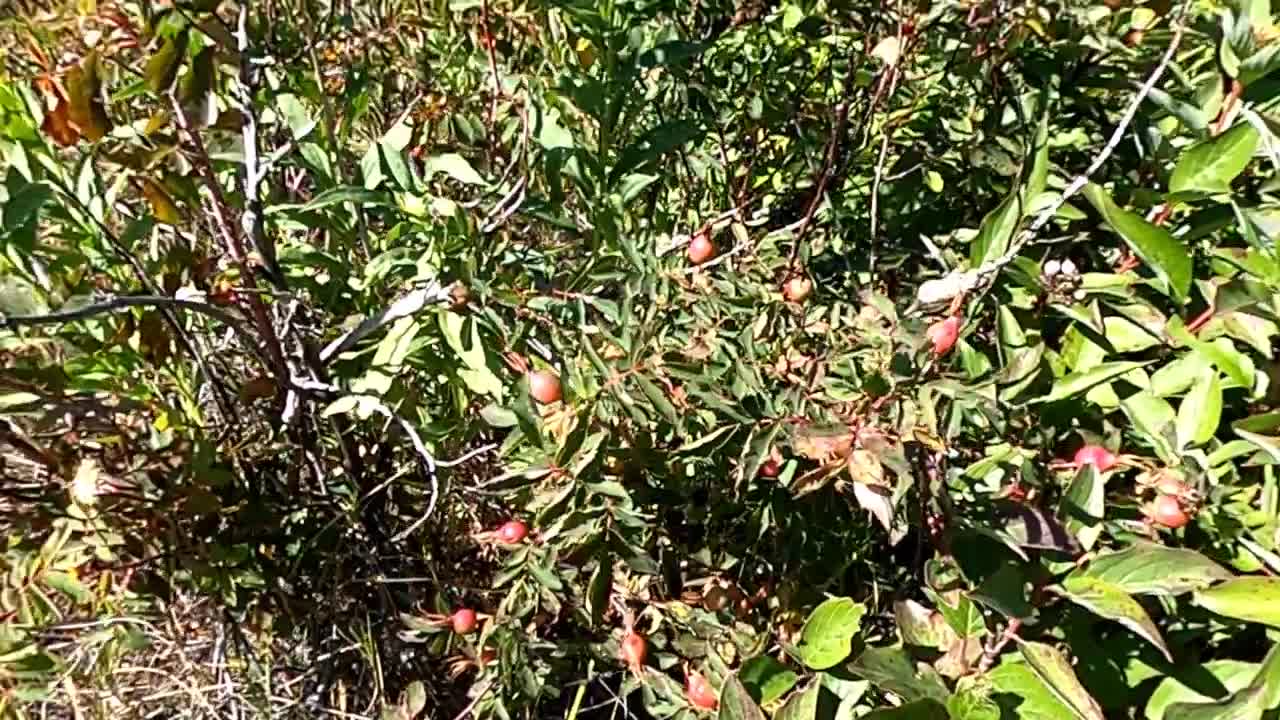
[169,91,291,381]
[978,618,1023,673]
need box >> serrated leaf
[794,597,866,669]
[1194,577,1280,628]
[1082,184,1192,301]
[1057,575,1170,660]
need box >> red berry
[619,631,647,670]
[451,608,478,634]
[759,457,781,478]
[686,670,718,710]
[528,370,562,404]
[783,276,813,303]
[496,519,528,544]
[687,233,715,265]
[926,316,961,356]
[1073,445,1118,473]
[1149,494,1190,529]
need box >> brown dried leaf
[42,98,80,146]
[793,427,855,462]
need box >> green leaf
[1122,392,1178,462]
[737,656,797,705]
[848,645,950,703]
[717,673,767,720]
[774,683,819,720]
[3,181,52,231]
[970,190,1021,266]
[1017,641,1105,720]
[1082,183,1192,302]
[794,597,866,669]
[1145,660,1259,720]
[423,153,487,185]
[1078,541,1233,595]
[41,570,92,604]
[290,186,388,213]
[1057,575,1171,660]
[587,553,612,627]
[1176,371,1222,449]
[634,375,679,425]
[1059,465,1105,551]
[145,31,188,93]
[989,661,1085,720]
[1194,577,1280,628]
[947,677,1001,720]
[1164,643,1280,720]
[1036,361,1150,404]
[1169,123,1259,195]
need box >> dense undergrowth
[3,0,1280,718]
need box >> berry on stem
[687,233,716,265]
[496,519,528,544]
[1148,494,1191,529]
[1073,445,1119,473]
[685,669,718,710]
[451,608,478,635]
[619,631,647,672]
[927,316,961,356]
[528,370,562,404]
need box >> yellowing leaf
[66,52,111,141]
[145,31,188,93]
[139,177,182,225]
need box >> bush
[3,0,1280,718]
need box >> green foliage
[4,0,1280,718]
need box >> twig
[480,0,503,130]
[868,130,893,270]
[978,618,1023,673]
[334,397,438,542]
[233,5,282,287]
[2,294,265,364]
[786,65,859,269]
[169,91,290,381]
